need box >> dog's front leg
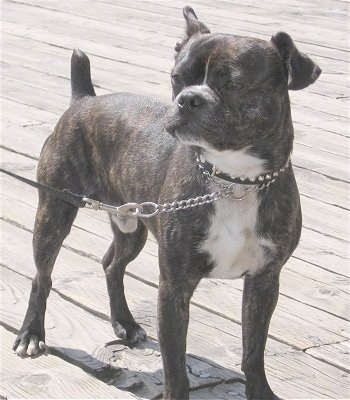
[242,268,281,400]
[157,254,200,400]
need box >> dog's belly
[201,192,274,279]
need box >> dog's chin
[176,133,205,148]
[165,123,206,148]
[165,119,186,136]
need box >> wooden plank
[294,167,349,211]
[5,0,349,57]
[294,227,349,277]
[294,122,349,160]
[3,0,349,84]
[2,77,69,115]
[104,0,350,33]
[1,121,52,161]
[178,0,349,50]
[1,97,57,127]
[1,50,160,99]
[123,248,350,348]
[1,223,349,399]
[0,327,138,399]
[305,80,349,101]
[1,37,170,99]
[2,1,172,59]
[1,20,173,73]
[191,382,246,399]
[306,340,350,371]
[1,33,172,91]
[1,61,72,97]
[290,89,349,119]
[300,195,349,242]
[0,266,243,399]
[291,106,349,138]
[293,143,350,183]
[3,0,349,81]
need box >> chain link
[84,162,283,219]
[137,182,246,218]
[84,176,261,219]
[156,191,222,214]
[84,179,269,219]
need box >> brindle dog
[14,6,321,400]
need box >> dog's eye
[223,81,244,91]
[171,74,182,86]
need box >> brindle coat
[13,6,321,400]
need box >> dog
[13,6,321,400]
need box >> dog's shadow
[51,338,246,399]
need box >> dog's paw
[112,320,147,344]
[13,331,46,357]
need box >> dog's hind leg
[13,193,78,357]
[102,217,148,343]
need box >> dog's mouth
[165,120,195,142]
[165,121,208,149]
[165,117,188,138]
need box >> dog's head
[166,6,321,164]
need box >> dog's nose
[177,91,204,112]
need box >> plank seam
[303,340,350,374]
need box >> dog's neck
[196,149,290,188]
[200,147,268,181]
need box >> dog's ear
[175,6,210,53]
[271,32,322,90]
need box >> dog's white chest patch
[201,191,273,279]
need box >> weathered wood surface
[1,0,349,399]
[0,327,139,399]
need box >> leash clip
[83,197,102,210]
[83,197,143,218]
[114,203,143,218]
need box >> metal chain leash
[147,182,243,215]
[1,157,287,220]
[83,160,287,219]
[83,181,246,219]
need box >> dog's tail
[71,49,96,103]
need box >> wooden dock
[1,0,349,398]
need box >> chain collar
[196,153,290,191]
